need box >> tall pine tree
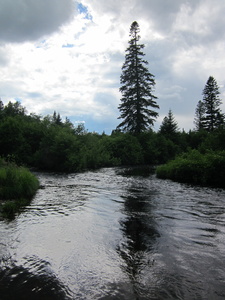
[201,76,224,131]
[117,21,159,134]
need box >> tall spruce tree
[117,21,159,134]
[201,76,224,131]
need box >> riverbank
[0,159,39,218]
[156,149,225,188]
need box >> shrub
[0,165,39,199]
[156,150,225,188]
[0,162,39,217]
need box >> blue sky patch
[77,3,92,20]
[62,43,75,48]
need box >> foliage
[0,164,39,199]
[159,109,179,141]
[1,198,31,218]
[200,76,224,131]
[104,132,144,165]
[0,161,39,218]
[156,150,225,188]
[117,21,159,134]
[0,99,225,189]
[194,100,205,131]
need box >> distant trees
[117,21,159,134]
[195,76,224,131]
[3,101,26,116]
[194,100,205,131]
[52,111,62,125]
[159,109,179,138]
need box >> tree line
[0,21,225,180]
[0,98,224,174]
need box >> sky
[1,0,225,133]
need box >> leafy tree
[117,21,159,134]
[74,123,87,135]
[4,101,26,117]
[201,76,224,131]
[194,100,205,131]
[159,109,179,137]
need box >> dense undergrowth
[0,158,39,218]
[156,150,225,188]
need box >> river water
[0,167,225,299]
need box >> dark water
[0,167,225,299]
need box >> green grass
[0,161,39,218]
[156,150,225,188]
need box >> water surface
[0,167,225,299]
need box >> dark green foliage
[1,198,31,218]
[159,109,179,141]
[52,111,62,125]
[0,164,39,199]
[0,99,225,189]
[117,21,159,134]
[0,99,4,119]
[138,131,180,164]
[3,101,26,117]
[200,76,224,131]
[0,161,39,218]
[104,132,144,165]
[194,100,205,131]
[0,117,23,157]
[156,150,225,188]
[199,128,225,152]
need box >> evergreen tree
[0,99,4,111]
[117,21,159,134]
[202,76,224,131]
[159,109,179,137]
[0,99,4,119]
[194,100,205,131]
[52,111,62,125]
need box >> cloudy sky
[1,0,225,133]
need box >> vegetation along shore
[0,21,225,218]
[0,158,39,218]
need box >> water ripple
[0,167,225,299]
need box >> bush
[156,150,225,188]
[0,165,39,199]
[0,162,39,217]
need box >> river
[0,167,225,299]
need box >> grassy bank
[0,159,39,217]
[156,150,225,188]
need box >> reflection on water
[118,181,160,299]
[0,167,225,299]
[0,256,72,300]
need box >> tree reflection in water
[0,256,72,300]
[117,167,160,298]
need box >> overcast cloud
[0,0,75,43]
[1,0,225,133]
